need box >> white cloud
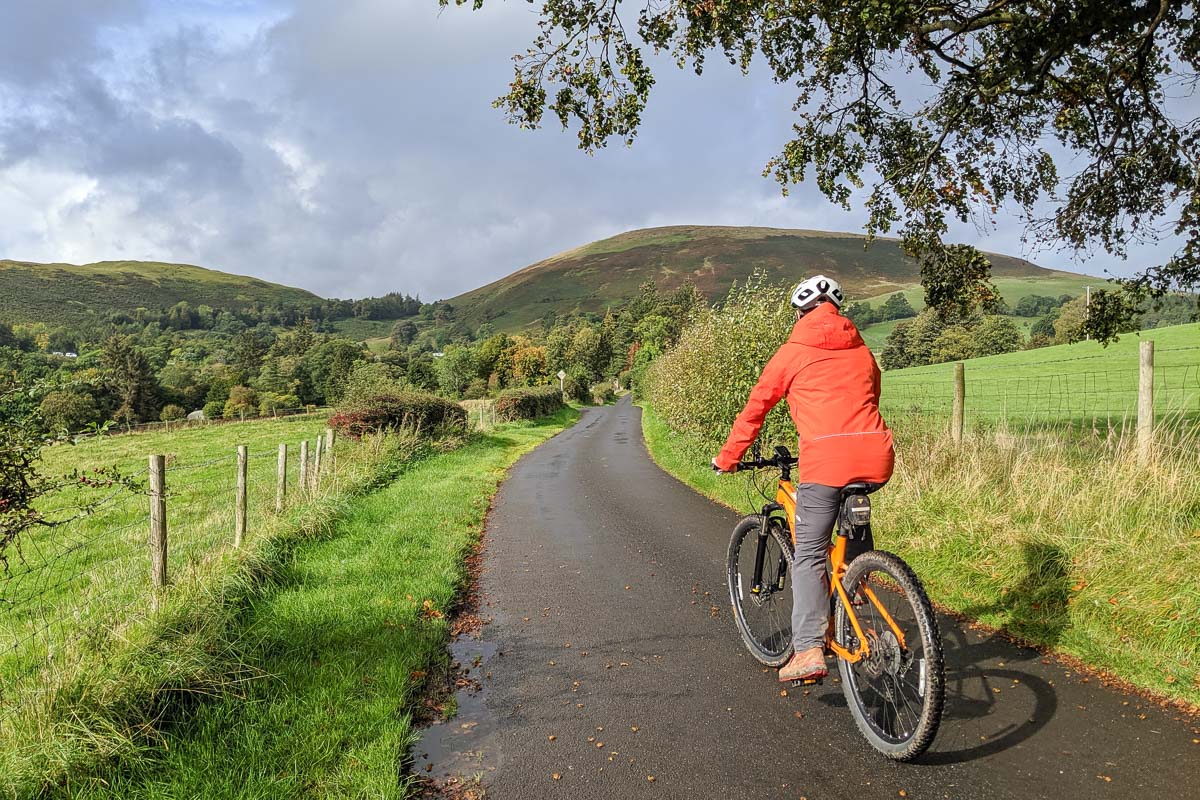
[0,0,1181,305]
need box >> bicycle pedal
[791,677,823,687]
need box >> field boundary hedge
[495,386,565,421]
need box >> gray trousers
[791,483,875,652]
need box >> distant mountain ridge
[446,225,1087,332]
[0,259,323,327]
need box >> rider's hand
[711,458,737,474]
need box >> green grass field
[639,402,1200,709]
[879,322,1200,426]
[58,409,577,798]
[860,274,1098,311]
[1,413,394,794]
[331,316,404,341]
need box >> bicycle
[723,445,945,761]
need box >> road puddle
[411,635,501,785]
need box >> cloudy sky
[0,1,1182,301]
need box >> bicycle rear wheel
[727,515,794,666]
[834,550,944,761]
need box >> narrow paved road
[455,397,1199,798]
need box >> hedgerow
[329,391,467,438]
[494,386,564,421]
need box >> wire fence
[881,343,1200,444]
[65,405,329,441]
[0,423,344,725]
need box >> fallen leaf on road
[1098,776,1112,782]
[779,690,788,697]
[647,776,656,782]
[548,735,557,741]
[596,742,604,748]
[631,726,639,732]
[552,773,561,781]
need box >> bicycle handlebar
[737,456,798,471]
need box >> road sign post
[557,369,567,394]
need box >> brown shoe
[778,647,828,683]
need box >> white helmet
[790,274,844,313]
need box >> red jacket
[715,302,894,486]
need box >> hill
[446,225,1093,332]
[0,259,323,327]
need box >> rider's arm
[713,347,795,471]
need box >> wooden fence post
[148,455,167,600]
[324,428,336,474]
[299,440,309,495]
[952,362,966,445]
[235,445,248,546]
[276,443,288,512]
[312,435,323,492]
[1138,340,1155,463]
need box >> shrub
[202,400,223,420]
[561,367,590,404]
[159,404,186,422]
[329,391,467,439]
[494,386,564,421]
[223,385,258,420]
[617,370,632,390]
[590,383,616,405]
[463,378,488,400]
[38,390,99,433]
[644,277,795,452]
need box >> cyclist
[711,275,894,683]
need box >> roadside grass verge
[60,408,577,799]
[1,414,398,797]
[639,401,1200,709]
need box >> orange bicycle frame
[777,478,906,664]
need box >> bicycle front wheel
[834,550,944,761]
[727,515,794,667]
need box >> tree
[436,346,479,398]
[304,339,367,404]
[929,328,975,364]
[456,0,1200,320]
[1053,296,1089,343]
[39,390,99,433]
[879,293,917,322]
[101,335,159,426]
[971,315,1024,358]
[390,320,418,349]
[510,345,550,387]
[160,404,186,422]
[223,385,259,420]
[880,320,914,370]
[843,302,878,327]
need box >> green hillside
[446,225,1092,332]
[880,322,1200,425]
[0,259,323,326]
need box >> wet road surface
[425,396,1200,799]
